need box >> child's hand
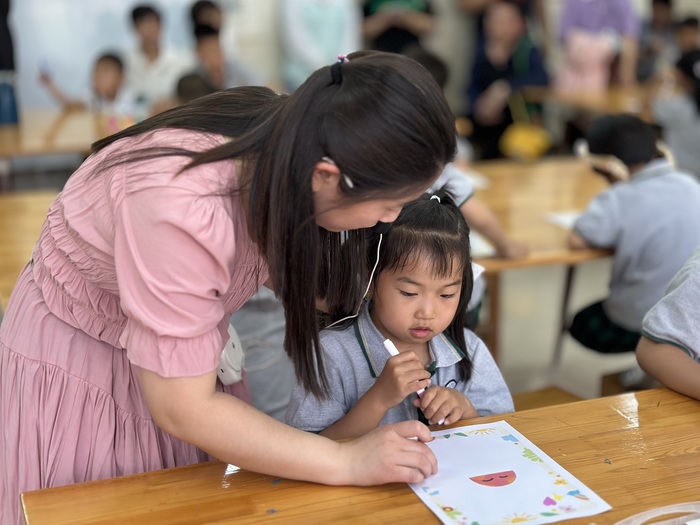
[371,352,431,410]
[414,386,478,425]
[38,70,53,87]
[496,238,529,259]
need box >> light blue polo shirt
[642,246,700,361]
[285,304,514,432]
[574,159,700,330]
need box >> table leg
[0,158,11,192]
[551,265,576,368]
[481,272,500,362]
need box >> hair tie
[330,54,349,85]
[430,194,441,203]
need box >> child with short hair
[636,246,700,400]
[193,24,262,89]
[568,114,700,354]
[39,53,132,114]
[286,193,514,439]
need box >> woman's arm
[636,336,700,401]
[140,368,437,485]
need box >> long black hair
[367,190,475,381]
[90,50,457,398]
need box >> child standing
[568,114,700,354]
[636,246,700,400]
[286,193,514,439]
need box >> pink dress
[0,128,267,524]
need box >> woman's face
[313,193,424,232]
[310,160,440,232]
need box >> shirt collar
[354,303,465,378]
[631,158,675,183]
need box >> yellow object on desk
[21,388,700,525]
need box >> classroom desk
[20,388,700,525]
[0,190,57,309]
[470,156,611,361]
[0,109,101,191]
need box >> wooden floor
[512,386,583,411]
[0,190,58,309]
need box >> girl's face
[370,256,463,349]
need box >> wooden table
[471,156,610,360]
[0,190,57,309]
[0,109,102,191]
[21,388,700,524]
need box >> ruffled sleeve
[115,178,236,377]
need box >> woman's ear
[311,159,342,193]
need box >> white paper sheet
[545,211,582,230]
[409,421,611,525]
[470,231,496,259]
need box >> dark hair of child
[190,0,219,26]
[194,23,218,42]
[586,114,658,167]
[95,52,124,73]
[131,5,161,25]
[675,16,699,30]
[366,189,475,381]
[177,73,216,103]
[675,49,700,112]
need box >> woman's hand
[414,386,478,425]
[338,420,438,485]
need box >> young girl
[0,51,456,524]
[286,193,514,439]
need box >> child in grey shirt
[636,246,700,400]
[286,192,513,439]
[568,114,700,354]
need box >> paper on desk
[545,211,582,230]
[409,421,611,525]
[470,231,496,259]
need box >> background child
[650,49,700,180]
[124,5,194,108]
[38,53,133,115]
[636,245,700,400]
[568,114,700,355]
[286,193,514,439]
[192,24,263,90]
[674,16,700,54]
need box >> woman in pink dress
[0,51,457,524]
